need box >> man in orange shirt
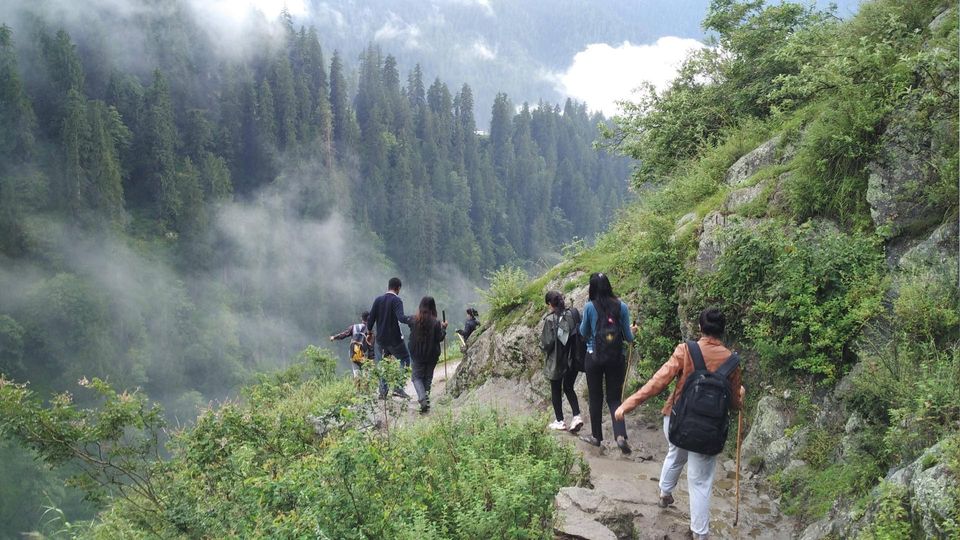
[615,308,745,540]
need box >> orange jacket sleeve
[620,342,684,414]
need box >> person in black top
[404,296,447,413]
[456,308,480,347]
[366,277,413,399]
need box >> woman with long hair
[405,296,447,413]
[542,291,584,433]
[578,272,637,453]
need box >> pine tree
[141,70,178,213]
[270,55,297,150]
[0,25,37,166]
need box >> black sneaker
[616,436,632,455]
[578,434,601,447]
[393,389,411,399]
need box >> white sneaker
[568,415,584,433]
[547,420,567,431]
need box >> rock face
[890,443,960,539]
[725,136,784,185]
[694,212,763,273]
[866,108,951,239]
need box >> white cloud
[374,13,423,49]
[471,39,496,60]
[552,36,706,117]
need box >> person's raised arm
[615,342,685,420]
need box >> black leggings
[585,353,627,441]
[550,368,580,421]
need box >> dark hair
[388,277,402,291]
[414,296,438,341]
[544,290,565,311]
[699,307,725,338]
[588,272,619,317]
[466,307,479,318]
[361,311,370,322]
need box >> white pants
[659,416,718,537]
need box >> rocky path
[552,406,794,540]
[388,363,797,539]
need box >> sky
[550,37,706,117]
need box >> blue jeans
[374,341,411,396]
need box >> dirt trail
[387,362,795,539]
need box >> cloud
[552,36,706,117]
[471,39,496,60]
[374,13,423,49]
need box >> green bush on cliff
[1,348,580,538]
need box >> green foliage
[0,375,167,512]
[701,221,885,380]
[775,456,882,521]
[857,482,913,540]
[482,265,530,316]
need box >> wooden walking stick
[734,409,744,526]
[442,310,447,381]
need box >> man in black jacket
[367,277,413,399]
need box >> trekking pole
[734,409,743,526]
[442,310,448,381]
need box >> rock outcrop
[724,135,786,185]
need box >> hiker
[456,308,480,341]
[578,272,637,453]
[366,277,413,399]
[403,296,447,413]
[540,291,583,433]
[329,311,374,377]
[615,307,745,540]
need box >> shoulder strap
[716,352,740,378]
[686,340,707,371]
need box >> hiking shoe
[392,389,411,399]
[547,420,567,431]
[616,435,632,455]
[568,415,584,434]
[419,400,430,414]
[658,491,674,508]
[578,434,601,447]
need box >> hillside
[453,0,959,537]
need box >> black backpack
[668,341,740,456]
[593,302,623,362]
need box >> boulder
[722,183,766,214]
[554,487,625,540]
[897,219,959,271]
[725,136,783,186]
[741,396,790,472]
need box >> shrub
[700,221,885,380]
[481,265,529,316]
